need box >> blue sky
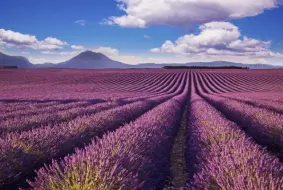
[0,0,283,65]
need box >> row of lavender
[0,72,185,136]
[0,69,184,100]
[23,71,283,190]
[201,70,283,93]
[0,72,188,188]
[0,71,181,112]
[195,72,283,160]
[28,76,189,189]
[0,69,282,189]
[0,71,183,115]
[185,75,283,189]
[199,71,283,96]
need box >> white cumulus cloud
[105,0,280,27]
[105,15,146,28]
[43,37,68,46]
[0,29,68,50]
[150,22,283,62]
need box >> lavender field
[0,69,283,190]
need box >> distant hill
[163,65,249,69]
[0,52,33,68]
[0,51,282,69]
[185,61,282,69]
[131,61,283,69]
[53,51,129,69]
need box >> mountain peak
[55,51,127,69]
[74,51,107,60]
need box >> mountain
[0,52,33,68]
[54,51,129,69]
[0,51,282,69]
